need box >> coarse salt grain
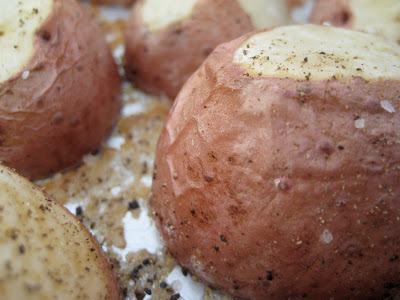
[320,229,333,244]
[274,179,280,187]
[380,100,396,113]
[21,70,29,80]
[355,118,365,129]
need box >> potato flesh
[0,0,52,83]
[349,0,400,40]
[141,0,198,32]
[237,0,290,29]
[233,24,400,81]
[0,165,118,299]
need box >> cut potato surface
[0,0,52,83]
[0,0,121,179]
[152,25,400,299]
[0,164,119,299]
[234,24,400,81]
[141,0,198,32]
[311,0,400,43]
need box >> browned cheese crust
[0,164,119,299]
[124,0,255,100]
[152,26,400,299]
[0,0,121,179]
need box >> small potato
[0,0,121,179]
[124,0,291,99]
[311,0,400,43]
[152,24,400,299]
[0,164,119,299]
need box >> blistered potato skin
[124,0,254,99]
[152,30,400,299]
[0,0,121,179]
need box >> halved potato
[124,0,291,99]
[311,0,400,43]
[0,0,121,179]
[152,24,400,299]
[0,164,119,299]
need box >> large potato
[0,164,119,299]
[311,0,400,43]
[0,0,121,179]
[124,0,291,99]
[152,24,400,299]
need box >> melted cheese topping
[0,0,53,84]
[141,0,198,32]
[237,0,290,29]
[234,24,400,81]
[350,0,400,42]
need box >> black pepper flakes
[129,200,140,210]
[338,145,345,150]
[19,244,25,254]
[214,246,219,252]
[160,281,167,288]
[170,293,181,300]
[220,235,227,243]
[131,264,143,279]
[144,288,152,295]
[266,270,273,281]
[76,206,83,216]
[390,255,399,262]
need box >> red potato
[81,0,136,7]
[0,0,121,179]
[124,0,291,99]
[311,0,400,43]
[0,164,119,299]
[152,24,400,299]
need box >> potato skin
[124,0,255,99]
[81,0,136,7]
[0,0,121,179]
[311,0,353,27]
[152,30,400,299]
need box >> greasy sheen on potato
[0,0,121,179]
[0,164,119,299]
[152,24,400,299]
[124,0,291,100]
[311,0,400,43]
